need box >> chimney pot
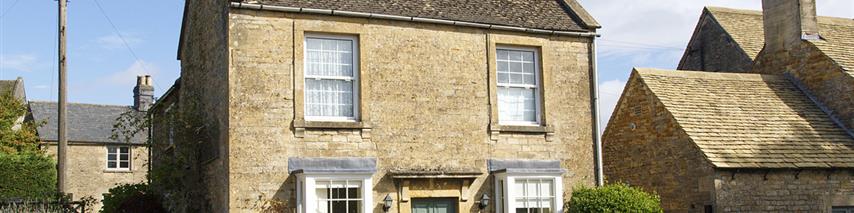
[134,75,154,112]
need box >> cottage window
[834,207,854,213]
[495,175,562,213]
[304,35,359,121]
[297,175,372,213]
[106,146,130,170]
[496,47,541,125]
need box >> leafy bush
[101,183,165,213]
[0,153,57,199]
[567,183,662,213]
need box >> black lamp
[479,193,490,209]
[383,194,393,212]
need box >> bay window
[490,159,564,213]
[496,47,541,125]
[291,157,376,213]
[304,35,359,121]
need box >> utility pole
[57,0,68,195]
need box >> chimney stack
[134,75,154,111]
[761,0,821,53]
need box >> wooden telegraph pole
[57,0,68,195]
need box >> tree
[0,92,42,155]
[0,91,56,199]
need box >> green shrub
[0,153,57,199]
[101,183,165,213]
[567,183,662,213]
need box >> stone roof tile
[238,0,592,31]
[636,68,854,169]
[706,7,854,74]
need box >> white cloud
[96,33,142,50]
[598,79,627,135]
[105,60,159,85]
[0,54,37,72]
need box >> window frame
[303,33,361,122]
[495,45,542,126]
[296,173,373,213]
[105,145,131,171]
[494,173,563,213]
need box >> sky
[0,0,852,132]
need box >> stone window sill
[489,124,555,141]
[294,120,372,139]
[104,169,133,173]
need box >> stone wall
[44,143,148,210]
[753,42,854,133]
[602,71,717,212]
[226,9,595,212]
[677,13,754,72]
[177,0,230,211]
[714,170,854,212]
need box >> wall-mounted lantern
[383,194,393,212]
[479,193,490,210]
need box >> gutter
[230,2,601,38]
[590,38,604,187]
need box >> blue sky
[0,0,184,105]
[1,0,852,129]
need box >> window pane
[540,179,553,196]
[347,201,360,213]
[306,79,354,117]
[107,162,116,168]
[120,147,129,154]
[120,154,129,161]
[107,147,117,154]
[108,154,116,161]
[120,162,129,168]
[498,50,509,60]
[306,38,353,77]
[522,51,534,62]
[499,87,536,122]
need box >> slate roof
[29,101,146,144]
[705,7,854,74]
[235,0,594,31]
[635,68,854,168]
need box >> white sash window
[304,35,359,121]
[496,47,541,125]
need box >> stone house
[28,76,153,209]
[604,0,854,212]
[152,0,603,212]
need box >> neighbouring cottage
[152,0,603,212]
[604,0,854,212]
[28,76,153,209]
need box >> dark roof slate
[29,101,146,144]
[239,0,590,31]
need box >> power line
[599,39,685,51]
[0,0,21,20]
[90,0,162,92]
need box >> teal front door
[412,198,457,213]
